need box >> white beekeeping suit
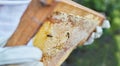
[0,0,43,66]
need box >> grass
[115,35,120,65]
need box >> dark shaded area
[62,0,120,66]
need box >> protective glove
[0,46,43,66]
[0,1,43,66]
[84,20,111,45]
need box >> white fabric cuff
[0,46,42,65]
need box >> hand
[84,20,111,45]
[0,46,43,66]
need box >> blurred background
[62,0,120,66]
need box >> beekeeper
[0,0,110,66]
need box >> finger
[94,26,103,38]
[0,46,42,65]
[102,20,111,29]
[84,32,95,45]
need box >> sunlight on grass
[115,35,120,65]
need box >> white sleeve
[0,0,31,47]
[0,46,42,65]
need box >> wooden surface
[54,0,105,25]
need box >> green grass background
[62,0,120,66]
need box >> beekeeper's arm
[0,0,43,66]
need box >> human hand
[84,20,111,45]
[0,46,43,66]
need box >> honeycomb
[33,11,99,65]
